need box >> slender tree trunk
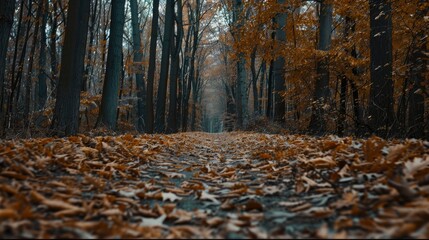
[49,1,59,97]
[155,0,175,133]
[179,21,192,131]
[338,75,347,136]
[51,0,90,136]
[232,0,247,128]
[130,0,146,132]
[167,0,183,133]
[250,47,259,115]
[258,61,266,114]
[266,60,274,119]
[0,0,16,131]
[9,0,33,128]
[309,0,332,134]
[182,0,200,132]
[273,0,287,124]
[82,0,99,92]
[24,0,44,128]
[97,0,126,130]
[7,0,25,125]
[368,0,394,137]
[145,0,160,133]
[407,1,427,139]
[37,0,48,110]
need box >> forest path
[0,132,428,238]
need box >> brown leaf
[244,199,263,211]
[0,209,19,219]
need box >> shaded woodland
[0,0,427,138]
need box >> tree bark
[0,0,16,124]
[407,1,427,139]
[273,0,287,124]
[309,0,332,134]
[155,0,175,133]
[51,0,90,136]
[130,0,146,132]
[145,0,160,133]
[167,0,183,133]
[368,0,394,137]
[37,0,48,110]
[97,0,126,130]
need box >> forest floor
[0,132,429,238]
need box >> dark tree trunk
[49,1,59,97]
[0,0,16,123]
[250,47,259,115]
[182,0,200,132]
[407,1,427,139]
[5,0,25,131]
[82,0,99,92]
[37,0,48,110]
[167,0,183,133]
[258,61,266,114]
[338,75,347,136]
[273,0,287,124]
[51,0,90,136]
[309,0,332,134]
[179,21,192,131]
[368,0,394,137]
[8,0,33,129]
[266,60,274,119]
[145,0,160,133]
[24,0,44,128]
[232,0,247,128]
[97,0,126,130]
[155,0,175,133]
[130,0,146,132]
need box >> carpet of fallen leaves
[1,132,429,238]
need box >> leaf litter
[0,132,429,238]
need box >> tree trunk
[273,0,287,124]
[250,47,259,115]
[155,0,175,133]
[37,0,48,110]
[0,0,16,126]
[309,0,332,134]
[182,0,200,132]
[368,0,394,137]
[145,0,160,133]
[130,0,146,132]
[51,0,90,136]
[82,0,99,92]
[167,0,183,133]
[97,0,126,130]
[407,1,427,139]
[49,1,59,97]
[338,75,347,136]
[233,0,247,128]
[24,0,44,128]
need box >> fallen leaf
[140,214,167,227]
[162,192,182,202]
